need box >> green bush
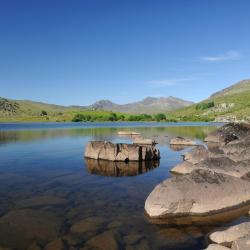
[196,101,215,110]
[154,113,166,122]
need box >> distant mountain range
[0,96,193,118]
[90,96,194,114]
[1,78,250,122]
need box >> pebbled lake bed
[0,122,248,250]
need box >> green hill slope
[173,79,250,122]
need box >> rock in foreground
[145,169,250,218]
[209,222,250,247]
[85,141,160,162]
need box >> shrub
[40,110,47,116]
[196,101,215,110]
[154,113,166,122]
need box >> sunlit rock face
[84,141,160,162]
[145,169,250,219]
[170,136,198,146]
[85,158,159,177]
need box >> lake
[0,122,248,250]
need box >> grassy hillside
[0,97,174,122]
[172,79,250,122]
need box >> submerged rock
[145,169,250,218]
[84,141,160,162]
[170,136,198,146]
[85,230,121,250]
[209,222,250,247]
[0,209,63,249]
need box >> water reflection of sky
[1,122,237,250]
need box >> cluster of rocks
[145,123,250,250]
[84,141,160,162]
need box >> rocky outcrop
[205,123,250,146]
[170,136,198,146]
[172,157,250,178]
[84,141,160,162]
[209,222,250,247]
[145,169,250,218]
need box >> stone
[133,138,156,145]
[117,131,141,135]
[15,195,68,209]
[231,235,250,250]
[205,123,250,146]
[183,145,208,164]
[85,230,121,250]
[0,209,62,249]
[209,222,250,247]
[70,217,106,234]
[84,141,160,162]
[45,238,66,250]
[145,169,250,218]
[170,136,197,146]
[204,244,230,250]
[170,161,195,175]
[124,233,143,245]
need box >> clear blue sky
[1,0,250,105]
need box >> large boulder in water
[205,123,250,146]
[145,169,250,218]
[84,141,160,162]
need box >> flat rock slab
[145,169,250,218]
[84,141,160,162]
[183,145,208,164]
[210,222,250,247]
[204,244,230,250]
[231,235,250,250]
[170,136,198,146]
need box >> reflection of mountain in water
[85,158,159,177]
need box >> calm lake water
[0,122,248,250]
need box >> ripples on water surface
[0,122,248,250]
